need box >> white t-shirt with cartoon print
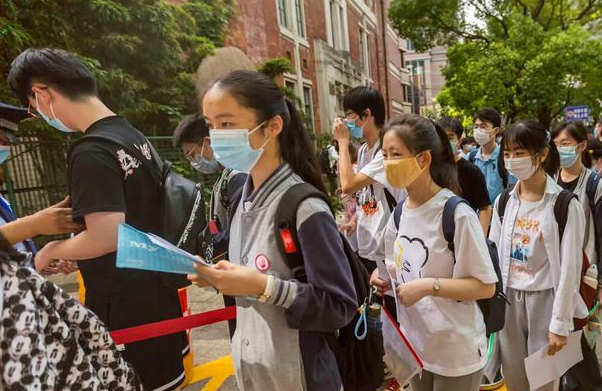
[384,188,498,377]
[507,199,553,291]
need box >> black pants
[358,256,398,324]
[223,294,237,339]
[564,332,602,391]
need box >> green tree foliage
[390,0,602,127]
[0,0,234,135]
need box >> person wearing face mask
[489,120,587,391]
[551,121,602,391]
[188,70,357,391]
[173,114,245,339]
[8,48,187,391]
[469,108,513,204]
[437,117,492,234]
[588,139,602,176]
[370,114,497,391]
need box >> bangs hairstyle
[551,121,591,168]
[502,120,559,176]
[385,114,459,194]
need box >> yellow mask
[383,156,425,189]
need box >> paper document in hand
[382,307,423,385]
[116,223,210,275]
[524,330,583,390]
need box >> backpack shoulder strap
[554,189,577,240]
[442,196,469,253]
[497,187,513,222]
[497,149,509,188]
[383,188,397,213]
[227,186,244,224]
[468,149,478,163]
[393,200,405,229]
[586,171,600,213]
[274,183,332,281]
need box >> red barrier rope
[110,306,237,345]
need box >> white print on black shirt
[394,235,429,283]
[117,149,140,179]
[135,143,152,161]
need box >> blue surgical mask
[467,145,477,152]
[210,122,269,173]
[345,118,364,139]
[191,144,220,174]
[0,146,10,164]
[450,141,458,156]
[558,146,579,168]
[35,94,76,133]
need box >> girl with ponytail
[188,70,356,391]
[371,114,498,391]
[490,120,587,391]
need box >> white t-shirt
[507,198,553,291]
[355,142,405,262]
[385,188,498,377]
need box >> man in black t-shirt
[9,48,186,391]
[438,117,492,234]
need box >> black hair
[343,86,386,128]
[8,48,98,105]
[474,107,502,129]
[551,121,592,168]
[437,116,464,139]
[172,114,209,148]
[385,114,459,194]
[502,120,559,176]
[460,138,471,147]
[207,70,327,195]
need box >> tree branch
[575,0,600,21]
[427,9,490,45]
[544,0,558,30]
[532,0,547,20]
[510,0,529,15]
[467,0,509,37]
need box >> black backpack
[319,147,333,175]
[393,196,507,336]
[469,149,509,188]
[274,183,384,391]
[71,129,206,289]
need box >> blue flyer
[116,223,210,274]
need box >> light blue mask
[210,122,269,173]
[345,118,364,139]
[0,146,10,165]
[35,94,76,133]
[450,141,458,156]
[558,146,579,168]
[191,144,220,174]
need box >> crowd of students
[1,46,601,391]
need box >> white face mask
[505,156,538,180]
[474,128,494,146]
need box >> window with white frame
[359,27,371,76]
[328,0,347,51]
[294,0,306,38]
[278,0,306,39]
[303,86,314,132]
[278,0,289,29]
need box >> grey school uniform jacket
[228,164,357,391]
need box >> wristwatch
[257,275,275,303]
[433,278,441,296]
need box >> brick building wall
[216,0,413,134]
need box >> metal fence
[1,135,213,247]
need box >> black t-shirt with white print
[67,116,185,391]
